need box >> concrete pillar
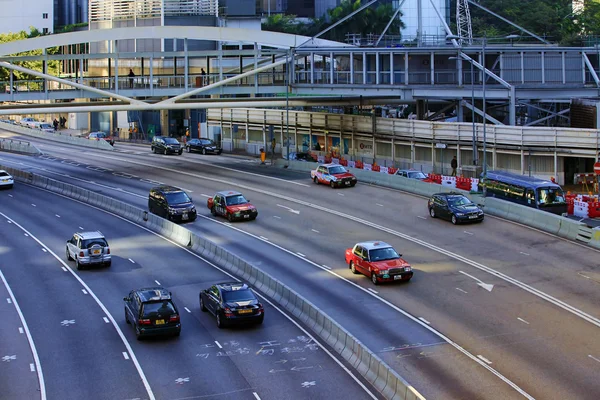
[160,108,169,136]
[520,149,525,175]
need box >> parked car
[207,191,258,222]
[87,131,115,146]
[65,231,111,270]
[185,138,222,155]
[39,123,55,133]
[428,192,484,224]
[199,282,264,328]
[19,117,35,127]
[0,170,14,189]
[310,163,357,188]
[344,241,413,285]
[124,287,181,340]
[151,136,182,155]
[148,185,197,222]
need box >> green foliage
[0,27,60,84]
[55,22,89,34]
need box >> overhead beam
[462,99,504,125]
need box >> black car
[428,193,484,224]
[185,138,222,155]
[151,136,183,155]
[199,282,264,328]
[148,185,197,223]
[124,287,181,340]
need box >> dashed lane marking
[122,352,130,360]
[154,280,161,285]
[61,267,67,272]
[419,317,431,324]
[259,236,269,241]
[311,229,320,233]
[296,252,306,257]
[42,249,47,253]
[215,341,223,349]
[184,307,191,313]
[367,288,378,294]
[478,355,493,365]
[322,265,331,270]
[81,289,88,295]
[417,216,427,220]
[129,258,135,264]
[103,317,110,324]
[456,288,468,294]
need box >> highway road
[1,132,600,399]
[0,183,378,400]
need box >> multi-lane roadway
[1,131,599,399]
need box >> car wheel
[186,146,190,153]
[202,148,207,155]
[429,208,436,218]
[105,261,111,268]
[227,213,234,222]
[313,177,319,184]
[211,206,217,217]
[66,247,72,261]
[330,181,336,188]
[152,147,156,154]
[178,150,183,155]
[76,258,83,270]
[216,312,226,329]
[135,326,142,340]
[350,182,356,187]
[350,261,359,274]
[371,273,379,285]
[200,296,207,312]
[257,315,264,325]
[174,330,181,337]
[451,215,458,225]
[163,148,167,155]
[125,309,130,324]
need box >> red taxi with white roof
[311,163,357,188]
[345,241,413,285]
[207,190,258,222]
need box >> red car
[344,241,413,285]
[310,163,357,188]
[207,191,258,222]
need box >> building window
[43,13,48,19]
[43,28,49,34]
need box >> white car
[39,123,54,133]
[19,117,35,127]
[0,170,14,189]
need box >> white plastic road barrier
[573,201,590,218]
[441,176,457,189]
[471,178,479,192]
[380,166,389,174]
[348,160,356,168]
[363,163,372,171]
[332,157,340,164]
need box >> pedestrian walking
[53,119,59,131]
[128,69,135,88]
[451,156,458,176]
[201,68,207,86]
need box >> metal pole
[286,51,290,164]
[471,61,476,165]
[482,35,487,178]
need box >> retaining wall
[0,138,42,155]
[0,122,114,151]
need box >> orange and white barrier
[573,200,590,218]
[380,166,389,174]
[441,175,457,189]
[363,163,372,171]
[470,178,479,192]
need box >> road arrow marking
[459,270,494,292]
[291,366,314,371]
[277,204,300,214]
[60,319,75,326]
[292,357,307,362]
[275,359,288,364]
[269,369,285,373]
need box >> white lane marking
[122,352,130,360]
[338,193,345,196]
[0,212,156,400]
[277,204,300,214]
[273,216,281,219]
[478,355,493,365]
[322,265,331,270]
[82,289,88,295]
[17,189,377,400]
[30,363,35,372]
[61,267,67,272]
[31,204,36,207]
[7,298,12,304]
[311,229,320,233]
[0,270,46,400]
[417,216,427,220]
[589,355,600,363]
[18,327,23,334]
[459,271,494,292]
[215,341,223,349]
[78,227,84,230]
[419,317,431,325]
[42,248,47,253]
[296,252,306,257]
[55,214,61,218]
[8,194,13,197]
[517,318,530,325]
[200,194,211,198]
[154,280,161,285]
[463,231,474,235]
[184,307,191,313]
[24,233,29,237]
[578,273,591,280]
[259,236,269,241]
[103,317,110,324]
[519,252,530,256]
[376,204,384,207]
[128,258,135,264]
[367,288,378,294]
[200,216,532,399]
[253,393,262,400]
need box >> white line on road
[519,252,530,256]
[128,258,135,264]
[376,203,384,207]
[478,355,493,364]
[418,317,431,324]
[456,288,468,294]
[273,216,281,219]
[367,288,378,294]
[154,280,161,285]
[277,204,300,214]
[61,267,67,272]
[55,214,61,218]
[322,265,331,270]
[24,233,29,237]
[0,270,46,400]
[253,393,262,400]
[589,355,600,363]
[184,307,191,313]
[103,317,110,324]
[18,327,23,334]
[517,318,530,325]
[259,236,269,241]
[463,231,474,235]
[82,289,88,295]
[122,352,130,360]
[417,216,427,220]
[200,194,211,198]
[30,363,35,372]
[459,270,494,292]
[311,229,320,233]
[8,194,13,197]
[79,227,84,230]
[7,298,12,304]
[31,204,36,207]
[296,252,306,257]
[338,193,345,196]
[215,341,223,349]
[42,248,47,253]
[578,272,591,279]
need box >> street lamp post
[285,50,290,165]
[482,34,487,179]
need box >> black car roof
[216,282,250,292]
[433,192,467,198]
[151,185,184,193]
[135,287,172,302]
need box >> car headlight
[478,211,484,215]
[330,177,337,181]
[404,266,412,272]
[168,207,177,213]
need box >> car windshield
[223,289,255,302]
[369,247,400,261]
[81,238,108,248]
[0,172,9,177]
[537,187,566,206]
[226,195,248,205]
[448,196,472,206]
[201,139,215,145]
[408,171,427,179]
[164,137,179,144]
[328,166,347,174]
[142,301,176,317]
[165,191,191,204]
[40,124,52,128]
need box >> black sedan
[199,282,264,328]
[185,138,222,155]
[428,193,484,224]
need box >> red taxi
[207,191,258,222]
[345,241,413,285]
[310,163,357,188]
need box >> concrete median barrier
[588,227,600,250]
[0,138,42,155]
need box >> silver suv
[66,231,111,270]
